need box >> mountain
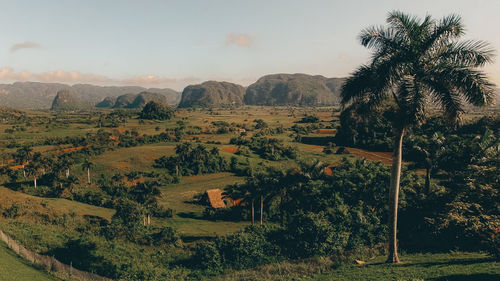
[112,93,138,108]
[51,89,85,110]
[0,82,180,109]
[178,81,245,108]
[244,73,344,106]
[96,97,116,108]
[129,92,167,108]
[110,92,168,109]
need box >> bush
[215,225,279,269]
[192,242,223,273]
[2,204,21,218]
[151,225,179,246]
[284,212,346,258]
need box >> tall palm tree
[82,159,94,184]
[14,146,33,178]
[341,11,495,263]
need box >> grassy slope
[0,241,58,281]
[0,186,114,221]
[313,252,500,281]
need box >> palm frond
[440,40,495,67]
[422,78,464,122]
[359,25,398,51]
[434,66,495,106]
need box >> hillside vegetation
[244,73,344,106]
[178,81,245,108]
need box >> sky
[0,0,499,91]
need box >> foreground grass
[0,241,58,281]
[312,252,499,281]
[211,252,499,281]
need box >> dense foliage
[139,101,174,120]
[154,143,228,176]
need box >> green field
[313,252,500,281]
[0,241,58,281]
[0,105,497,280]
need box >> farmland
[0,104,498,280]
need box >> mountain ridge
[0,82,180,109]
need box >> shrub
[151,225,179,246]
[215,225,279,269]
[2,204,21,218]
[192,242,223,273]
[284,212,346,258]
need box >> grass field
[0,186,114,221]
[211,252,500,281]
[0,241,58,281]
[312,252,500,281]
[159,172,249,237]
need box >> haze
[1,0,499,90]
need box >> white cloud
[10,41,41,53]
[226,33,252,47]
[120,75,201,90]
[0,67,201,90]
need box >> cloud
[120,74,201,90]
[226,33,252,47]
[10,41,41,53]
[0,67,111,84]
[0,67,200,90]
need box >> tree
[139,101,174,120]
[82,159,94,184]
[14,146,32,178]
[407,132,445,193]
[341,11,495,263]
[25,156,42,188]
[130,181,161,226]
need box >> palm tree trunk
[425,167,431,194]
[251,198,255,224]
[87,168,91,184]
[33,177,37,188]
[147,214,151,225]
[66,169,70,178]
[260,195,263,225]
[387,127,405,264]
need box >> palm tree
[341,11,495,263]
[14,146,32,178]
[409,132,445,193]
[82,159,94,184]
[25,159,42,188]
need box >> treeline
[230,136,297,161]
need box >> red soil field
[314,129,337,135]
[345,147,393,165]
[187,134,209,138]
[222,146,238,154]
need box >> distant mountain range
[179,74,345,108]
[1,76,498,110]
[0,82,180,109]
